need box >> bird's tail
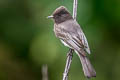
[77,53,96,78]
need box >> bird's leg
[67,49,74,57]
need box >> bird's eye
[58,14,61,16]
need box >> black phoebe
[48,6,96,78]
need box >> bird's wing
[76,28,91,54]
[54,20,90,56]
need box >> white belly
[60,40,72,48]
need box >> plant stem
[62,0,78,80]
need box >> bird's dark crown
[52,6,73,24]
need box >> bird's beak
[47,15,54,19]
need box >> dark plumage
[48,6,96,78]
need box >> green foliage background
[0,0,120,80]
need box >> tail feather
[78,53,96,78]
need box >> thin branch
[73,0,78,20]
[42,64,49,80]
[62,49,74,80]
[62,0,78,80]
[63,0,78,80]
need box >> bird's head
[48,6,73,24]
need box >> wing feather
[54,19,91,56]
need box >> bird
[48,6,96,78]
